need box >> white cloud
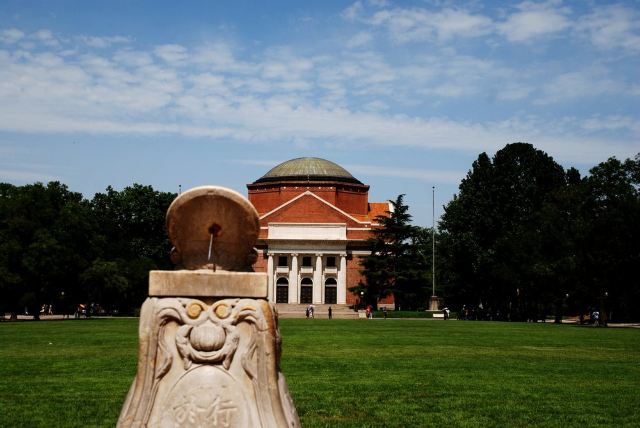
[576,4,640,51]
[496,84,534,101]
[32,29,60,47]
[0,28,25,44]
[403,53,515,99]
[430,9,494,40]
[346,31,373,48]
[581,115,640,135]
[154,44,189,64]
[344,163,465,184]
[369,7,493,42]
[362,100,389,111]
[79,35,131,48]
[0,26,635,168]
[342,1,364,21]
[535,69,623,104]
[0,165,60,183]
[191,42,253,73]
[350,1,579,45]
[113,49,154,67]
[367,0,388,7]
[497,1,570,42]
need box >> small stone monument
[118,186,300,428]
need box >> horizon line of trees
[1,142,638,322]
[359,143,639,322]
[0,183,175,319]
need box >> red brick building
[248,157,392,307]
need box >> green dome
[255,157,362,184]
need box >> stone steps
[274,303,358,319]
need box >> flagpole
[432,186,435,297]
[428,186,439,311]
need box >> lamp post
[360,291,364,310]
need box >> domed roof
[254,157,362,184]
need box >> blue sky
[0,0,638,226]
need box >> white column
[267,253,274,302]
[288,254,298,303]
[313,253,323,304]
[337,253,347,304]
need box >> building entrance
[276,277,289,303]
[300,286,312,303]
[324,278,337,304]
[276,287,288,303]
[300,278,313,303]
[324,287,337,304]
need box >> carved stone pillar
[313,254,323,304]
[338,253,347,304]
[118,186,300,428]
[118,272,299,427]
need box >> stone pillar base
[428,295,440,311]
[117,271,300,428]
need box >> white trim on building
[262,223,361,304]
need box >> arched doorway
[276,277,288,303]
[324,278,337,304]
[300,277,313,304]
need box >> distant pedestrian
[305,307,309,319]
[328,306,332,319]
[383,307,388,320]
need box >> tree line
[2,143,638,322]
[360,143,640,322]
[0,183,175,319]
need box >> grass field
[0,318,638,427]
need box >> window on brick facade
[302,256,312,267]
[277,256,288,267]
[326,256,336,267]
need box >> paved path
[3,314,639,327]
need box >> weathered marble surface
[118,293,299,427]
[165,186,259,271]
[148,270,267,298]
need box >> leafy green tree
[409,226,441,306]
[0,181,176,319]
[531,167,586,322]
[360,194,427,310]
[440,143,567,320]
[0,184,22,318]
[579,156,640,321]
[80,259,129,313]
[0,182,98,319]
[89,184,176,311]
[91,184,175,263]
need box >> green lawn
[0,318,638,427]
